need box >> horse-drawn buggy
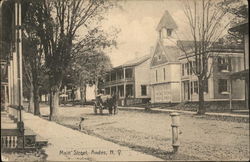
[94,93,118,115]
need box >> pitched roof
[177,40,244,59]
[156,10,178,31]
[114,55,150,69]
[176,40,196,51]
[150,40,180,67]
[162,45,180,62]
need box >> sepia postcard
[0,0,249,161]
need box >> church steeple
[157,10,178,46]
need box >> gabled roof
[161,45,180,62]
[114,55,150,69]
[150,40,180,67]
[177,40,244,59]
[156,10,178,31]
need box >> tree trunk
[49,89,60,121]
[197,78,205,115]
[83,85,87,103]
[95,77,98,97]
[28,83,34,113]
[33,84,40,116]
[80,84,87,106]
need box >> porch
[1,106,48,151]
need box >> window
[125,68,133,78]
[194,81,198,94]
[218,56,231,72]
[182,64,185,76]
[158,55,162,61]
[163,68,166,80]
[186,63,190,75]
[167,29,172,36]
[141,85,147,96]
[191,82,193,94]
[218,79,228,93]
[189,62,193,75]
[204,80,208,93]
[118,86,124,97]
[192,61,196,73]
[126,84,133,97]
[156,70,158,82]
[111,72,116,81]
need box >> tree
[218,0,248,40]
[176,0,234,114]
[84,51,112,96]
[68,27,116,104]
[22,34,44,116]
[22,0,115,120]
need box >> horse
[94,93,119,115]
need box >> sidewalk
[23,111,163,161]
[118,106,249,120]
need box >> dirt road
[40,105,249,161]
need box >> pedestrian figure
[79,117,85,131]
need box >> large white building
[103,55,151,106]
[150,10,182,104]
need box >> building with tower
[150,10,182,103]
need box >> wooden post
[4,85,8,109]
[229,79,232,112]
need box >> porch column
[115,70,118,81]
[15,1,23,122]
[8,64,13,105]
[4,85,8,109]
[246,79,249,109]
[133,83,135,98]
[17,1,23,106]
[229,79,233,111]
[123,68,126,79]
[123,68,126,96]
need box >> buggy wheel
[114,105,118,114]
[100,106,103,115]
[94,103,97,114]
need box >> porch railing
[1,105,24,150]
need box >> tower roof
[156,10,178,31]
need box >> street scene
[1,0,249,161]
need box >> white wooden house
[150,10,182,104]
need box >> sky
[101,0,190,67]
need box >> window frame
[217,56,232,72]
[218,79,228,93]
[194,81,198,94]
[141,85,147,96]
